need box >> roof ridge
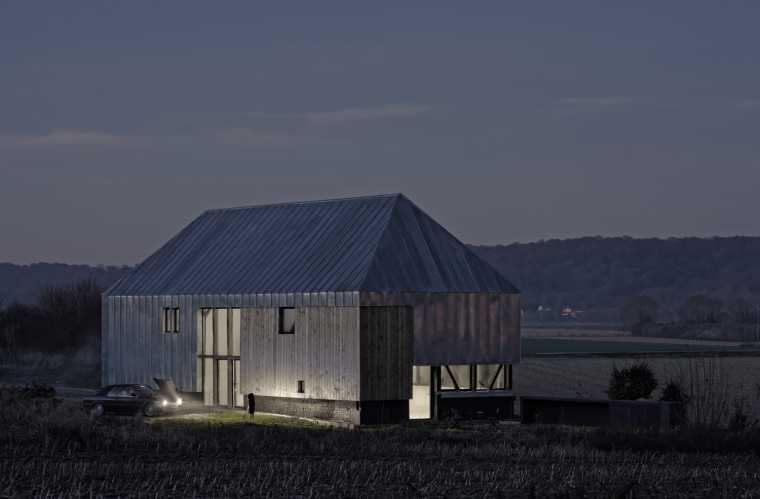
[353,195,403,291]
[204,193,402,213]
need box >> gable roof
[105,194,519,296]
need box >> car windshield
[132,385,155,397]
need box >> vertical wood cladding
[240,307,361,402]
[359,307,414,401]
[361,292,521,366]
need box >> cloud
[0,128,328,151]
[545,97,637,120]
[735,100,760,110]
[244,103,440,124]
[0,131,139,148]
[209,128,332,148]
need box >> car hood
[153,378,181,402]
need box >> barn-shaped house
[102,194,521,424]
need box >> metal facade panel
[102,297,110,385]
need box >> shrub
[604,361,659,400]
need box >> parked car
[82,383,181,417]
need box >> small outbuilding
[102,194,521,424]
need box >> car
[82,382,182,417]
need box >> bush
[604,361,659,400]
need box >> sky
[1,2,759,265]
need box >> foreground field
[4,442,760,498]
[4,387,760,497]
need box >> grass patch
[158,411,326,430]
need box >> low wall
[437,392,515,419]
[255,396,408,425]
[521,396,682,429]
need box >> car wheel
[93,403,105,416]
[144,403,157,417]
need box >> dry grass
[3,445,760,498]
[3,386,760,497]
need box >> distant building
[102,195,521,424]
[561,307,586,318]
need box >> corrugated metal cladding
[104,194,519,297]
[102,295,197,390]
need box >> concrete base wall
[437,394,515,420]
[521,396,683,430]
[255,396,409,425]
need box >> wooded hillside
[470,236,760,320]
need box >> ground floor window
[409,364,513,419]
[439,364,510,392]
[198,308,243,408]
[410,366,431,419]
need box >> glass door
[199,308,243,408]
[234,359,244,408]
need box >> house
[102,194,521,424]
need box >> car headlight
[176,398,182,405]
[162,399,168,406]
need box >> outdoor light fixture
[176,398,182,405]
[162,400,168,406]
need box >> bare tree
[678,294,726,324]
[618,295,659,333]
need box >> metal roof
[105,194,519,296]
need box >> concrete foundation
[254,396,409,425]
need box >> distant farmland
[521,338,760,355]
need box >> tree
[618,295,659,333]
[677,294,726,324]
[604,361,659,400]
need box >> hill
[470,236,760,322]
[0,263,132,304]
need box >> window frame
[163,307,180,333]
[279,307,296,334]
[437,364,510,392]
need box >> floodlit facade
[102,194,521,424]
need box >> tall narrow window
[280,308,295,334]
[163,308,180,333]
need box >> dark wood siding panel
[489,293,501,366]
[359,306,413,401]
[510,293,521,363]
[363,292,520,366]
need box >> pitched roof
[105,194,519,296]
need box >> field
[4,389,760,498]
[514,356,760,417]
[522,338,760,354]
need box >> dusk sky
[2,2,759,265]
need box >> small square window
[297,380,305,393]
[280,308,295,334]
